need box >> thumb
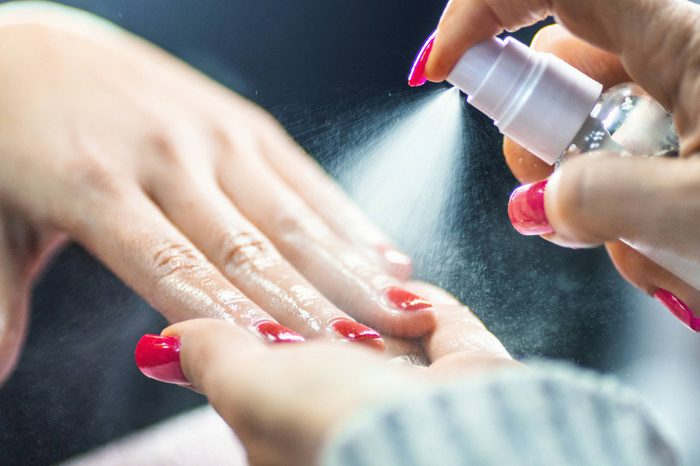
[543,154,700,287]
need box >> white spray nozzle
[447,37,603,165]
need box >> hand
[412,0,700,329]
[136,283,513,466]
[0,3,437,383]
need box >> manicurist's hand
[409,0,700,330]
[135,283,513,466]
[0,2,438,383]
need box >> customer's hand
[414,0,700,328]
[0,3,437,383]
[137,283,513,466]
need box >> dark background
[0,1,626,464]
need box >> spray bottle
[445,36,699,290]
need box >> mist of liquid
[334,87,464,274]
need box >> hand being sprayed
[134,283,513,466]
[409,0,700,331]
[0,3,437,383]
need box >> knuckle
[277,212,331,240]
[220,231,281,275]
[275,213,340,253]
[209,126,237,153]
[144,129,186,167]
[210,125,260,160]
[68,156,124,200]
[150,241,207,282]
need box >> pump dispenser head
[447,37,603,165]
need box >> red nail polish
[376,244,413,280]
[408,31,436,87]
[384,287,433,311]
[256,321,305,343]
[508,180,554,236]
[331,319,382,343]
[135,334,188,385]
[653,289,700,332]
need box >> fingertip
[383,308,438,339]
[330,318,386,350]
[135,334,188,385]
[653,288,700,332]
[353,304,437,340]
[159,319,264,391]
[163,318,261,347]
[423,30,472,83]
[404,281,461,305]
[530,23,569,51]
[408,30,438,86]
[423,42,450,83]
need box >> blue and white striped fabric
[323,364,677,466]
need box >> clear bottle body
[558,83,700,289]
[563,83,678,160]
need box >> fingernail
[508,180,554,236]
[653,289,700,332]
[376,244,413,280]
[408,31,436,87]
[256,321,305,343]
[384,287,433,311]
[135,334,188,385]
[331,319,383,347]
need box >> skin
[0,3,438,384]
[166,283,515,466]
[424,0,700,311]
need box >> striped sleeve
[321,363,678,466]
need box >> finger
[162,319,264,392]
[544,154,700,251]
[160,318,406,465]
[406,282,511,363]
[425,0,548,81]
[69,188,295,342]
[148,174,383,349]
[255,123,413,280]
[426,0,700,127]
[514,153,700,293]
[0,212,27,384]
[0,208,67,383]
[215,137,436,338]
[606,241,700,331]
[503,25,630,183]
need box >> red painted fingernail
[408,31,436,87]
[384,287,433,311]
[508,180,554,236]
[331,319,383,347]
[376,244,413,280]
[135,334,188,385]
[653,289,700,332]
[256,321,305,343]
